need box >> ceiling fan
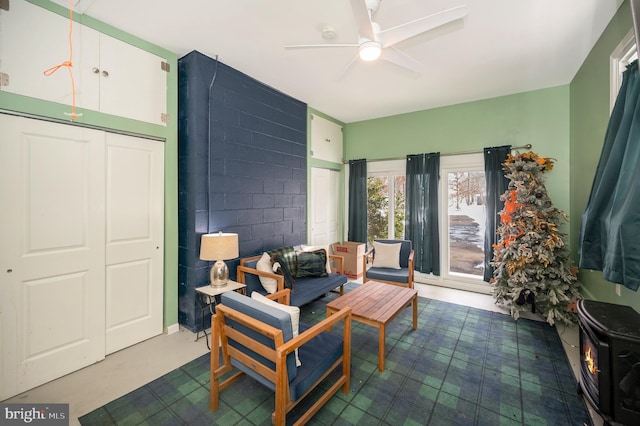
[285,0,468,74]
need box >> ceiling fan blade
[381,47,422,73]
[337,54,360,80]
[284,43,359,49]
[349,0,375,40]
[381,5,467,48]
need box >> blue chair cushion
[220,291,297,384]
[290,323,344,401]
[366,267,410,284]
[374,239,412,268]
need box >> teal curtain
[348,159,368,243]
[483,145,511,282]
[406,153,440,275]
[579,60,640,291]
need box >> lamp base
[210,260,229,287]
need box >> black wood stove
[578,300,640,425]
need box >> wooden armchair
[209,289,352,425]
[363,239,414,288]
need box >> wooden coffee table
[326,280,418,372]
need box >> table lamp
[199,232,239,286]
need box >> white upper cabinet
[310,114,343,163]
[0,0,168,126]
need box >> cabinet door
[105,133,164,354]
[0,1,167,126]
[98,34,168,126]
[0,114,106,400]
[0,0,98,108]
[311,114,343,163]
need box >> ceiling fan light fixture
[359,39,382,61]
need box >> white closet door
[105,134,164,354]
[0,115,106,400]
[310,167,340,245]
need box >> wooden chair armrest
[364,247,374,261]
[328,254,344,274]
[236,265,286,292]
[265,289,291,305]
[408,249,414,262]
[279,307,352,355]
[239,255,262,266]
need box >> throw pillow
[256,252,277,293]
[251,291,301,367]
[272,254,296,290]
[296,249,329,278]
[372,241,402,269]
[300,244,332,274]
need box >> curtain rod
[346,144,532,164]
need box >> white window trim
[367,160,405,240]
[610,29,637,111]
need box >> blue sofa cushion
[291,323,344,401]
[242,258,266,295]
[242,258,347,307]
[220,291,297,384]
[290,274,347,307]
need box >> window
[366,160,405,245]
[364,156,491,293]
[438,154,488,285]
[611,30,637,110]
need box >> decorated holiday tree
[491,151,581,325]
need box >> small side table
[195,280,246,349]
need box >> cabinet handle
[92,67,100,74]
[101,70,109,77]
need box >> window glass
[447,171,486,277]
[367,175,405,245]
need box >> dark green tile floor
[80,284,592,425]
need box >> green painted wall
[344,86,571,215]
[569,1,640,310]
[0,0,179,330]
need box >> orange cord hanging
[43,0,80,121]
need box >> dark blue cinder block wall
[178,50,308,331]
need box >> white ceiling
[72,0,624,123]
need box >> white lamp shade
[200,232,239,261]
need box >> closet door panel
[0,115,106,400]
[105,133,164,354]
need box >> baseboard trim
[166,323,180,335]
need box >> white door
[310,167,340,245]
[105,134,164,354]
[0,115,106,400]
